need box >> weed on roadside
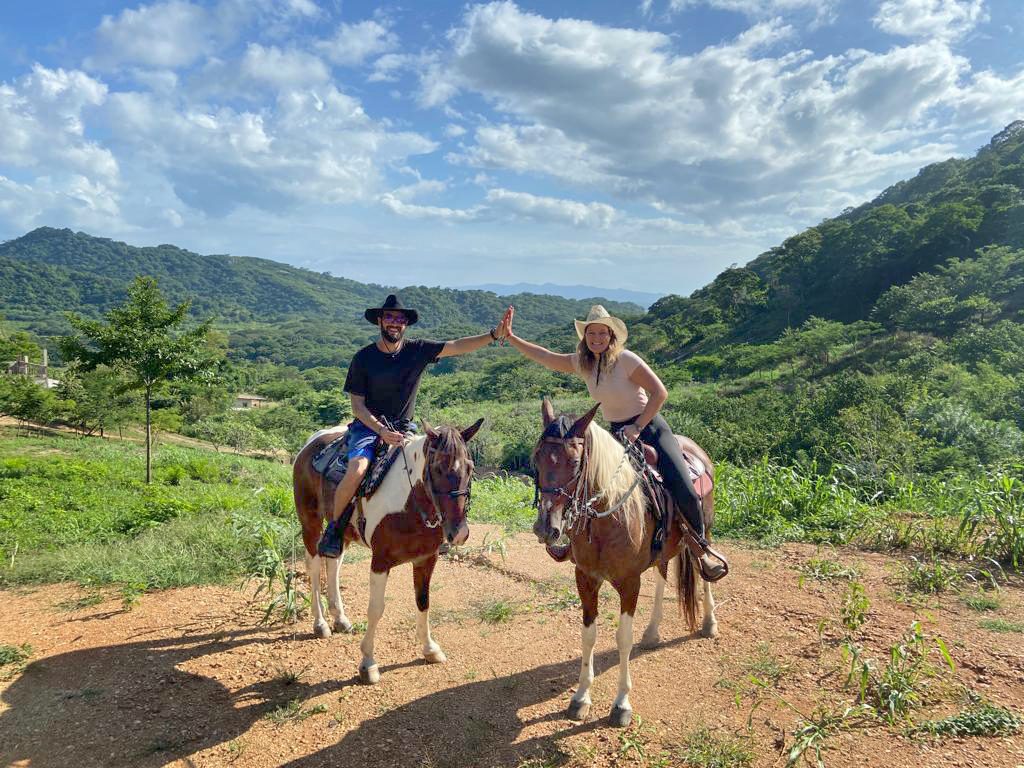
[979,618,1024,633]
[264,698,328,726]
[0,643,32,680]
[908,700,1022,738]
[901,557,961,596]
[681,727,754,768]
[54,592,104,612]
[962,591,1001,612]
[797,556,859,586]
[839,581,871,636]
[477,598,518,624]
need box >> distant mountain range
[462,282,661,309]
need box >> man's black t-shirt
[343,339,446,424]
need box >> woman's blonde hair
[576,325,624,378]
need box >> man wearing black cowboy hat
[318,294,510,557]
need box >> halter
[533,417,645,534]
[418,438,473,529]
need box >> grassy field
[2,425,1021,594]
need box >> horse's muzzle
[447,522,469,546]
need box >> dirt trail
[2,528,1022,768]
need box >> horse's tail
[676,550,699,633]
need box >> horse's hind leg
[359,566,389,684]
[568,568,600,722]
[326,553,352,633]
[413,555,446,664]
[641,561,668,648]
[305,553,331,639]
[610,576,641,728]
[701,577,718,638]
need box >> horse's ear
[422,420,438,439]
[569,402,601,438]
[541,397,556,427]
[461,417,484,444]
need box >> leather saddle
[638,437,713,501]
[311,428,407,500]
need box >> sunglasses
[381,312,409,325]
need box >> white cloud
[484,188,616,228]
[240,44,330,89]
[317,19,398,67]
[873,0,987,41]
[645,0,838,23]
[444,123,467,138]
[428,2,1024,228]
[89,1,215,69]
[379,193,480,221]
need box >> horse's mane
[586,422,647,538]
[425,425,470,467]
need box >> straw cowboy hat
[364,294,419,326]
[574,305,628,343]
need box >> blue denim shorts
[346,420,379,462]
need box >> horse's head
[531,399,600,545]
[421,418,484,546]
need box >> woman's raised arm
[502,305,577,374]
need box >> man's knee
[347,456,371,478]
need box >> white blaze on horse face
[361,436,428,546]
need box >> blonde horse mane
[586,422,648,539]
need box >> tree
[60,276,221,482]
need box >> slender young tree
[60,276,220,483]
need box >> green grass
[979,618,1024,633]
[681,727,754,768]
[909,701,1022,738]
[470,474,535,532]
[264,698,328,726]
[797,555,860,584]
[963,592,1001,612]
[477,599,518,624]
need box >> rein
[418,440,472,529]
[534,430,646,532]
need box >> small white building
[233,393,272,409]
[4,349,59,389]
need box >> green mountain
[0,227,641,368]
[638,121,1024,359]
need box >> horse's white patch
[301,425,348,452]
[361,436,427,545]
[550,453,557,465]
[452,460,460,473]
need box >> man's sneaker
[318,519,343,558]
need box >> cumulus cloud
[650,0,837,21]
[317,19,399,66]
[873,0,987,41]
[240,43,330,89]
[426,2,1024,227]
[89,1,216,69]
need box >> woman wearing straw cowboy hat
[498,304,727,581]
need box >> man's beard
[381,326,404,344]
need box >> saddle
[639,440,713,500]
[311,429,407,500]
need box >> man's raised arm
[437,306,512,358]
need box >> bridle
[533,423,647,534]
[419,439,473,529]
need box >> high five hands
[495,305,514,341]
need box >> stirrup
[683,530,729,582]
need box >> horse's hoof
[313,622,332,639]
[359,663,380,685]
[609,705,633,728]
[702,621,719,639]
[567,699,591,721]
[334,617,353,634]
[424,649,447,664]
[640,631,660,649]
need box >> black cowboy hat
[364,294,419,326]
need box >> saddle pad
[312,433,350,485]
[360,444,404,499]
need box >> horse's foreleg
[641,562,667,648]
[305,553,331,639]
[568,568,600,721]
[326,553,352,633]
[611,576,641,728]
[702,576,718,638]
[359,567,389,684]
[413,555,446,663]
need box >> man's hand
[379,429,406,446]
[497,305,514,339]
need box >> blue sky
[1,1,1022,296]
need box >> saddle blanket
[311,429,404,500]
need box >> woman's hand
[501,305,514,338]
[622,424,641,443]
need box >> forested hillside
[637,121,1024,359]
[0,227,641,367]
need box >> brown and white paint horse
[532,399,718,727]
[294,419,483,684]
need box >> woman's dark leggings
[611,413,706,539]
